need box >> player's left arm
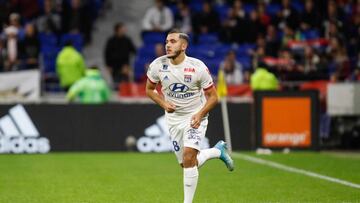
[66,81,82,102]
[191,85,218,129]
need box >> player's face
[165,33,186,59]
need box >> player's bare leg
[182,147,199,203]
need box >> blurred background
[0,0,360,153]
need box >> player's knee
[183,152,197,168]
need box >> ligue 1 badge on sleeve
[184,75,192,83]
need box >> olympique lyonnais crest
[184,75,192,83]
[162,64,168,70]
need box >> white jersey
[147,55,214,124]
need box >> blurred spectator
[351,52,360,81]
[56,40,86,91]
[192,1,220,34]
[325,20,345,43]
[276,48,300,80]
[265,25,281,57]
[19,23,40,70]
[273,0,300,30]
[348,66,360,81]
[62,0,92,43]
[245,10,265,43]
[232,0,247,43]
[142,0,174,32]
[174,1,192,33]
[326,37,350,80]
[250,66,279,91]
[0,39,5,71]
[298,45,328,80]
[300,0,321,30]
[3,26,20,71]
[10,0,40,20]
[219,50,244,84]
[322,1,345,41]
[346,12,360,57]
[0,1,10,33]
[300,45,320,73]
[66,66,111,104]
[257,1,271,27]
[7,13,25,40]
[233,0,246,19]
[219,7,240,43]
[104,22,136,83]
[250,35,266,69]
[324,0,345,25]
[36,0,61,34]
[353,68,360,81]
[281,24,301,46]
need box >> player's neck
[170,53,185,65]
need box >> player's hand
[191,113,203,129]
[163,101,176,113]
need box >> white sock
[183,166,199,203]
[197,148,221,168]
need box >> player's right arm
[145,80,176,113]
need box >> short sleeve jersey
[147,55,214,123]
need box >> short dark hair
[64,40,73,46]
[114,22,124,32]
[89,66,98,70]
[168,28,189,43]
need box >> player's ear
[181,41,188,51]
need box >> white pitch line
[232,153,360,189]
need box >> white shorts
[167,117,208,164]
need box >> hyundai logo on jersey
[169,83,189,92]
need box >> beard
[166,50,182,59]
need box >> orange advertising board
[262,97,312,147]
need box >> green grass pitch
[0,151,359,203]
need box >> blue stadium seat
[41,46,60,73]
[137,45,156,59]
[216,44,232,56]
[38,0,45,11]
[244,3,256,14]
[302,29,320,40]
[189,2,203,13]
[134,56,153,81]
[192,44,217,59]
[237,43,256,56]
[142,32,167,44]
[43,57,56,73]
[291,1,304,13]
[60,33,83,52]
[198,33,219,44]
[187,45,199,57]
[215,4,230,21]
[39,32,58,48]
[266,3,281,16]
[237,56,252,70]
[168,4,178,16]
[204,58,222,74]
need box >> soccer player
[145,29,234,203]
